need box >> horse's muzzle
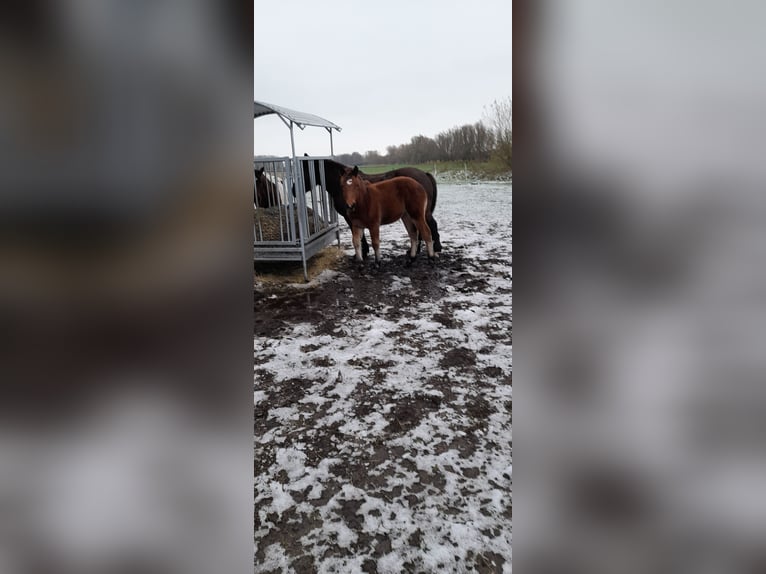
[346,203,355,212]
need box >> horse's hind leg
[400,216,417,259]
[413,216,435,262]
[412,222,424,255]
[402,217,419,266]
[427,214,442,253]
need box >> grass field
[359,159,511,179]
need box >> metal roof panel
[254,100,341,131]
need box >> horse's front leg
[370,225,382,267]
[344,214,369,259]
[351,226,364,263]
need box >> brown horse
[254,167,279,208]
[302,156,442,257]
[341,166,435,265]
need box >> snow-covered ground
[255,183,512,573]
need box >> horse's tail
[426,172,438,214]
[424,172,442,253]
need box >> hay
[254,206,322,241]
[254,244,344,286]
[254,204,340,285]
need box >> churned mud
[255,183,512,573]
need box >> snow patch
[255,183,512,573]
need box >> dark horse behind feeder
[301,156,442,258]
[341,166,435,266]
[254,167,279,208]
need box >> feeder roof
[254,100,341,131]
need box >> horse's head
[340,166,364,213]
[300,154,320,193]
[254,167,266,197]
[255,166,276,207]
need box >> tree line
[335,98,512,169]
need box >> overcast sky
[254,0,512,157]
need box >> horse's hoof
[429,256,436,265]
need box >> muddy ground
[254,183,512,573]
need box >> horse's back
[367,167,436,215]
[371,176,428,216]
[395,168,432,192]
[369,168,431,194]
[371,175,424,194]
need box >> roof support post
[326,127,335,157]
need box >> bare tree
[485,97,512,169]
[474,122,496,160]
[364,150,382,164]
[408,135,439,164]
[386,144,402,164]
[432,122,495,162]
[355,99,510,166]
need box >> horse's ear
[352,166,359,176]
[257,167,264,175]
[304,153,309,156]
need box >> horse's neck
[356,181,371,207]
[321,162,343,196]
